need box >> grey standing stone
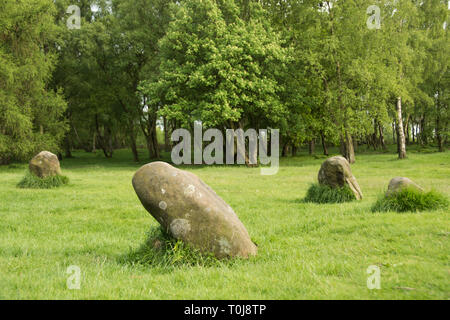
[318,156,363,200]
[132,162,257,259]
[386,177,424,196]
[29,151,62,178]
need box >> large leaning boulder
[318,156,363,200]
[386,177,424,196]
[132,162,257,259]
[29,151,62,178]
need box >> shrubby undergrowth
[303,183,356,204]
[372,187,448,213]
[17,171,69,189]
[122,227,234,269]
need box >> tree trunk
[320,131,329,156]
[146,138,154,160]
[420,115,427,145]
[340,135,345,157]
[163,116,170,152]
[291,145,298,157]
[372,119,378,150]
[64,136,73,158]
[95,115,113,158]
[396,97,406,159]
[436,107,444,152]
[395,119,400,154]
[308,139,315,155]
[405,116,410,145]
[92,132,97,153]
[106,128,113,158]
[436,123,444,152]
[143,109,161,160]
[392,122,396,144]
[282,139,289,157]
[129,130,139,162]
[346,132,356,163]
[151,122,160,159]
[341,131,355,164]
[378,122,386,150]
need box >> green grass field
[0,147,449,299]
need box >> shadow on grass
[117,226,238,272]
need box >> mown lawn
[0,147,449,299]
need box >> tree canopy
[0,0,448,164]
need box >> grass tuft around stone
[303,183,356,204]
[372,187,448,213]
[17,171,69,189]
[121,227,235,269]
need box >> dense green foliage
[0,0,67,164]
[372,188,448,213]
[17,171,69,189]
[140,0,288,130]
[303,183,356,204]
[0,0,448,164]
